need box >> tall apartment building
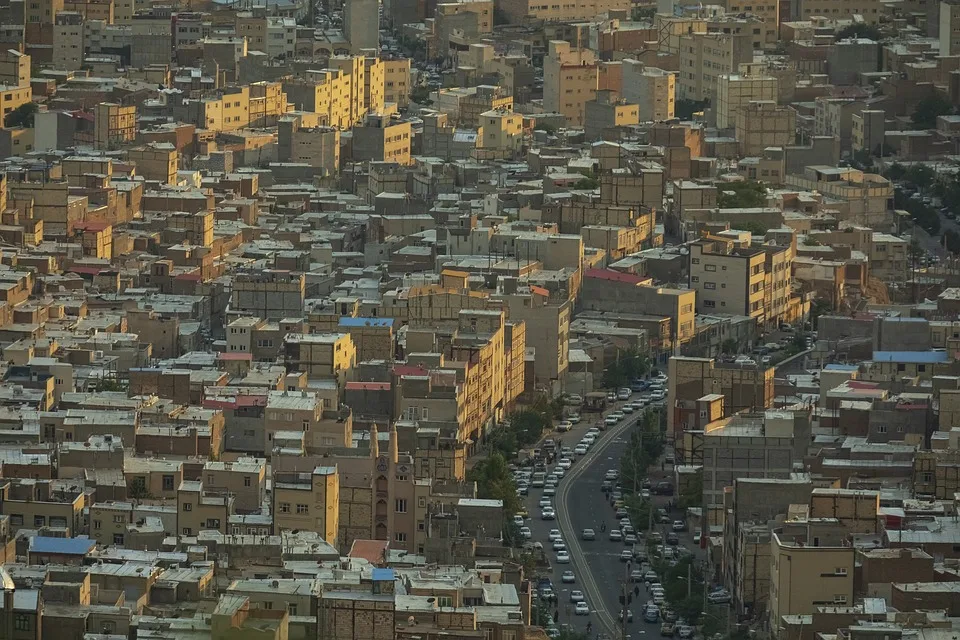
[794,0,884,23]
[0,49,29,88]
[814,97,866,151]
[736,101,796,156]
[278,113,340,175]
[942,0,960,56]
[344,0,379,50]
[677,32,752,102]
[26,0,63,24]
[716,69,778,130]
[94,102,136,150]
[353,111,413,165]
[769,519,854,636]
[231,271,306,320]
[480,107,523,158]
[726,0,779,46]
[851,109,885,154]
[623,60,675,122]
[689,238,766,321]
[584,89,639,140]
[383,58,411,108]
[544,40,598,127]
[282,333,357,386]
[272,466,339,545]
[497,0,630,24]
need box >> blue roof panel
[29,536,95,556]
[338,317,394,328]
[372,568,395,581]
[872,351,949,364]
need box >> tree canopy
[718,181,767,209]
[912,95,954,130]
[467,452,521,515]
[4,103,37,129]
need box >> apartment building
[353,111,412,165]
[544,40,598,127]
[0,49,29,88]
[726,0,779,46]
[383,58,411,108]
[272,466,339,545]
[177,480,231,537]
[716,70,778,130]
[736,101,796,156]
[770,518,855,636]
[344,0,378,50]
[689,238,766,321]
[622,61,675,123]
[201,458,266,513]
[497,0,630,24]
[784,166,894,229]
[94,102,136,150]
[851,109,885,155]
[278,113,341,176]
[764,244,794,328]
[942,0,960,56]
[677,32,752,102]
[0,480,85,536]
[496,287,570,384]
[480,108,523,158]
[795,0,884,23]
[231,270,305,320]
[282,333,357,387]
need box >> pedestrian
[601,522,607,532]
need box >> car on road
[549,529,562,541]
[556,421,572,432]
[666,532,679,546]
[643,606,660,623]
[641,488,651,498]
[552,539,566,551]
[519,527,531,539]
[609,529,623,542]
[582,528,596,541]
[615,507,629,519]
[622,524,635,536]
[512,514,524,526]
[575,602,590,616]
[561,570,576,583]
[649,531,662,543]
[622,404,635,414]
[539,497,552,508]
[569,413,581,424]
[557,458,573,470]
[653,593,665,605]
[516,485,528,496]
[625,534,638,545]
[650,390,666,401]
[609,411,625,421]
[604,416,618,427]
[694,530,702,544]
[672,520,686,532]
[707,589,732,604]
[662,608,678,623]
[556,550,570,563]
[619,549,633,562]
[617,388,632,401]
[541,507,556,520]
[544,486,556,497]
[607,392,616,402]
[574,445,588,455]
[570,590,585,603]
[630,569,644,582]
[660,622,675,637]
[677,626,694,639]
[546,628,560,639]
[601,480,613,492]
[644,570,658,582]
[564,394,583,406]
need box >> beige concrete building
[584,89,639,140]
[852,109,885,155]
[95,102,137,150]
[127,143,178,184]
[0,49,30,88]
[0,480,85,536]
[202,458,267,513]
[231,270,305,319]
[89,501,133,546]
[689,238,767,321]
[283,333,357,387]
[480,107,523,158]
[677,31,752,102]
[352,111,412,165]
[736,101,796,156]
[272,465,339,545]
[383,58,411,108]
[796,0,884,24]
[716,70,778,130]
[942,0,960,56]
[177,480,231,537]
[497,0,629,23]
[277,113,340,176]
[544,40,598,127]
[623,61,675,122]
[770,519,855,635]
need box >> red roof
[346,381,391,391]
[585,268,647,285]
[529,285,549,297]
[217,352,253,361]
[74,221,111,232]
[348,539,389,565]
[393,365,428,377]
[67,265,105,276]
[203,393,267,410]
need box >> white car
[650,390,665,401]
[569,413,582,424]
[575,602,590,615]
[552,467,565,479]
[570,590,585,603]
[556,550,571,563]
[544,486,556,496]
[549,529,562,541]
[558,458,573,470]
[574,445,588,455]
[520,526,532,539]
[539,497,552,508]
[512,515,524,526]
[604,416,618,426]
[556,421,572,432]
[562,570,576,583]
[552,539,566,551]
[541,507,556,520]
[582,434,596,445]
[609,411,624,420]
[622,405,635,414]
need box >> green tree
[468,452,521,515]
[678,473,703,509]
[912,94,954,129]
[718,181,767,209]
[128,476,149,502]
[720,338,739,355]
[904,164,936,189]
[4,103,37,129]
[884,162,907,181]
[509,409,549,447]
[836,23,881,40]
[945,229,960,254]
[410,87,433,105]
[573,176,599,190]
[602,350,650,389]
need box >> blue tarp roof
[338,317,394,328]
[372,568,395,581]
[29,536,95,556]
[872,351,949,364]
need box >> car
[569,413,582,424]
[630,569,644,582]
[546,628,560,639]
[641,488,651,499]
[516,485,528,496]
[607,392,617,402]
[601,480,613,492]
[650,390,666,401]
[649,532,663,543]
[512,515,524,526]
[707,589,731,604]
[541,507,556,520]
[539,497,552,508]
[616,507,629,519]
[582,528,596,541]
[619,549,633,562]
[617,389,631,401]
[605,416,618,426]
[561,570,576,583]
[609,411,625,420]
[619,610,634,623]
[662,608,678,623]
[622,405,635,414]
[556,550,571,563]
[666,532,679,546]
[611,490,623,501]
[672,520,686,532]
[761,355,772,365]
[540,586,555,602]
[605,469,619,480]
[561,447,573,457]
[570,590,585,603]
[677,626,694,639]
[564,394,583,406]
[520,526,532,539]
[556,421,572,432]
[661,622,676,637]
[625,534,638,545]
[644,570,658,582]
[575,602,590,616]
[544,486,556,497]
[582,434,596,445]
[653,593,665,605]
[609,529,623,541]
[548,529,562,542]
[644,606,660,623]
[693,530,702,544]
[574,445,588,455]
[557,458,572,470]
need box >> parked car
[661,623,675,637]
[520,527,531,539]
[609,529,623,542]
[619,610,634,623]
[707,589,732,604]
[570,590,585,603]
[677,627,694,639]
[568,413,582,424]
[556,421,572,432]
[619,550,633,562]
[672,520,686,532]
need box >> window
[876,425,887,433]
[704,282,716,290]
[418,496,426,508]
[14,615,30,631]
[182,502,193,512]
[704,300,716,308]
[162,474,175,490]
[34,515,45,527]
[705,264,717,272]
[113,533,124,545]
[296,504,309,514]
[395,532,407,542]
[437,596,453,607]
[244,476,252,487]
[93,520,102,530]
[182,527,192,535]
[289,604,298,616]
[113,515,125,523]
[280,502,291,513]
[10,514,22,526]
[206,519,221,528]
[396,499,408,513]
[836,567,847,575]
